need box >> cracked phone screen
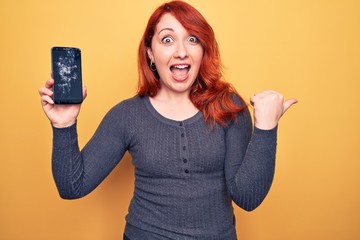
[52,47,83,104]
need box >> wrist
[254,120,278,130]
[51,120,76,128]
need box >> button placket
[179,122,190,176]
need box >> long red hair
[137,0,245,126]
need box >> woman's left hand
[250,90,297,130]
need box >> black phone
[51,47,83,104]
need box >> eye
[161,36,173,44]
[188,35,199,43]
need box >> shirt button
[183,146,186,150]
[181,133,185,137]
[179,122,183,126]
[184,169,189,174]
[183,158,187,163]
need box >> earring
[150,60,157,72]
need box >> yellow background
[1,0,359,239]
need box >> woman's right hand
[38,78,87,128]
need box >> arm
[39,78,130,199]
[225,91,296,211]
[224,106,277,211]
[51,104,130,199]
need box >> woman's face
[147,13,204,96]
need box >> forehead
[156,13,186,32]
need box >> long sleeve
[224,105,277,211]
[50,95,278,238]
[51,103,131,199]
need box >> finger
[41,94,54,106]
[250,94,257,106]
[83,86,88,100]
[38,86,53,97]
[250,98,254,107]
[45,78,54,89]
[283,98,298,114]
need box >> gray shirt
[52,95,277,240]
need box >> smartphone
[51,47,83,104]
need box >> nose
[174,42,188,59]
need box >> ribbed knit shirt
[51,95,277,240]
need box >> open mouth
[170,64,190,81]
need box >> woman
[39,1,297,239]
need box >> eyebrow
[158,28,174,35]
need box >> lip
[169,63,191,82]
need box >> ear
[147,48,154,61]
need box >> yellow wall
[1,0,359,239]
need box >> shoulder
[226,93,252,129]
[226,92,250,120]
[108,95,145,114]
[101,95,145,123]
[230,92,247,108]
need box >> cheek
[194,52,204,69]
[153,46,173,63]
[195,48,204,64]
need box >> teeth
[173,65,189,69]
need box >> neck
[154,88,191,105]
[149,90,199,121]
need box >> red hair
[137,0,245,126]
